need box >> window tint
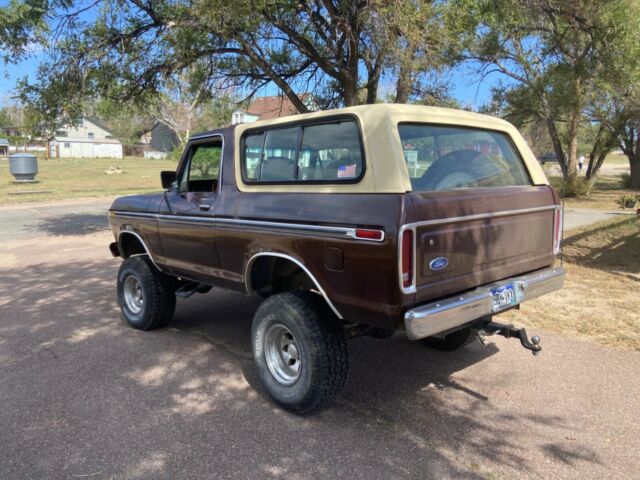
[180,142,222,192]
[398,124,530,191]
[242,119,363,183]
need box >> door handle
[199,203,211,211]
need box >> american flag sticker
[337,164,357,178]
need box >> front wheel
[117,256,176,330]
[251,291,349,414]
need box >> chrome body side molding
[110,211,385,242]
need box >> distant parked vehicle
[538,152,558,164]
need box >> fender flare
[245,252,343,320]
[117,230,163,272]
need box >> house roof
[244,95,310,120]
[85,117,116,136]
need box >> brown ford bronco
[109,104,565,413]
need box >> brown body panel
[406,187,557,306]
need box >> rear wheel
[251,291,349,414]
[117,256,176,330]
[423,326,476,351]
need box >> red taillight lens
[355,228,384,241]
[401,229,413,288]
[553,207,563,255]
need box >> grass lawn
[0,156,177,205]
[503,216,640,350]
[546,174,639,210]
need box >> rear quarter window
[398,124,531,191]
[242,118,364,184]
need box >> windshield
[398,124,531,192]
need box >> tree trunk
[541,96,566,178]
[629,133,640,190]
[564,101,582,196]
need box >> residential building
[0,138,8,158]
[139,119,181,158]
[231,95,315,125]
[49,118,123,159]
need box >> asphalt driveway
[0,199,639,479]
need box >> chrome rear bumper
[404,267,566,340]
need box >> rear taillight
[401,229,413,289]
[553,207,563,255]
[354,228,384,241]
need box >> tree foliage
[457,0,640,195]
[5,0,455,131]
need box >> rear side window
[242,119,364,183]
[398,124,530,191]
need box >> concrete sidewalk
[562,207,634,231]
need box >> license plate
[490,284,517,312]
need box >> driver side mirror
[161,171,177,190]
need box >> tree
[457,0,637,196]
[2,0,455,129]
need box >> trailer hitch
[479,320,542,356]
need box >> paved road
[1,201,639,478]
[0,197,114,241]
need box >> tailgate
[402,186,559,304]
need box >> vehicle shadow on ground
[0,259,603,479]
[29,213,109,236]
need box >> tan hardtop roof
[233,104,548,193]
[238,103,513,131]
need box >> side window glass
[299,121,362,181]
[260,127,299,181]
[241,118,364,183]
[180,141,222,192]
[243,132,265,181]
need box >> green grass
[0,156,177,205]
[604,153,628,165]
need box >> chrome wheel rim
[123,275,144,314]
[264,323,301,385]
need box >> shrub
[616,194,639,209]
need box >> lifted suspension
[479,320,542,356]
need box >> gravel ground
[0,200,639,479]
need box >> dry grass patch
[503,216,640,350]
[0,156,176,205]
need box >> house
[139,119,181,158]
[49,118,123,159]
[231,95,315,124]
[0,126,23,137]
[0,138,9,158]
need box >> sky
[0,47,503,111]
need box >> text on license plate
[490,284,517,312]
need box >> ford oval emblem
[429,257,449,271]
